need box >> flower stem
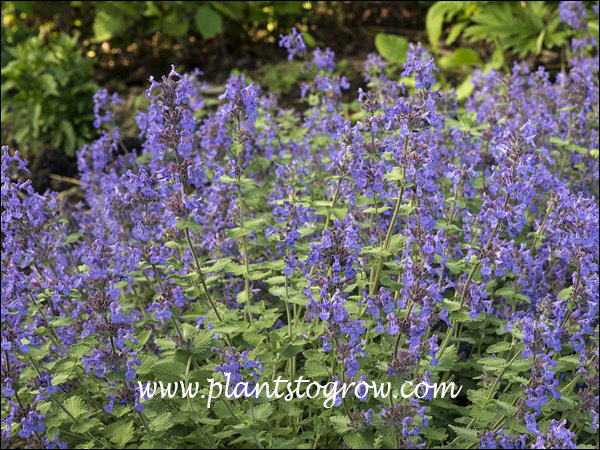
[368,137,408,297]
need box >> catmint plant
[1,2,599,448]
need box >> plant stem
[151,264,164,292]
[558,109,573,177]
[368,137,408,297]
[483,351,519,405]
[28,356,107,448]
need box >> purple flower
[279,27,306,60]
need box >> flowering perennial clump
[1,2,599,448]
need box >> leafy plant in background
[375,1,599,99]
[91,1,313,42]
[0,4,38,74]
[1,1,314,46]
[1,31,98,157]
[1,2,599,450]
[89,1,231,42]
[425,1,599,57]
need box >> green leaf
[136,329,152,349]
[304,359,329,378]
[242,330,265,346]
[495,286,515,298]
[557,354,580,371]
[385,167,404,182]
[93,8,126,41]
[63,396,88,420]
[329,415,351,434]
[448,424,478,442]
[59,120,76,156]
[374,33,409,64]
[50,316,74,327]
[226,218,264,238]
[343,431,375,449]
[51,371,76,385]
[549,137,568,147]
[104,420,135,447]
[195,6,223,40]
[176,219,203,234]
[388,234,408,253]
[193,331,213,353]
[484,47,505,72]
[478,357,506,370]
[70,417,103,434]
[444,299,461,312]
[558,286,573,299]
[426,2,447,54]
[202,257,233,274]
[453,48,481,66]
[486,341,512,354]
[63,232,83,245]
[362,206,391,214]
[446,22,467,45]
[422,426,448,442]
[495,400,517,415]
[150,412,174,433]
[152,361,186,382]
[567,144,589,154]
[436,345,458,372]
[456,76,474,101]
[155,338,175,350]
[163,11,189,37]
[252,403,273,422]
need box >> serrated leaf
[343,431,375,449]
[137,353,159,375]
[304,359,329,378]
[329,415,351,434]
[478,357,506,370]
[150,412,174,433]
[226,218,264,238]
[362,206,391,214]
[388,234,408,253]
[202,257,233,274]
[51,371,76,385]
[152,361,186,382]
[50,317,74,327]
[104,420,135,447]
[448,424,478,442]
[549,137,568,147]
[155,338,175,350]
[70,417,103,434]
[251,403,273,422]
[63,396,87,420]
[193,331,213,353]
[486,341,512,353]
[242,330,265,346]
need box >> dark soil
[30,146,77,193]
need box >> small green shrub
[1,31,98,157]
